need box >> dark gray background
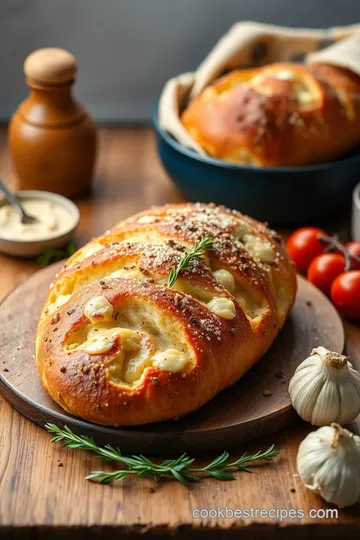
[1,0,360,122]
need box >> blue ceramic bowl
[152,103,360,224]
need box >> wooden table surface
[0,127,359,540]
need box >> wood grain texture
[0,127,360,539]
[0,267,344,454]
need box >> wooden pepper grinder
[9,48,97,197]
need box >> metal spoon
[0,180,39,225]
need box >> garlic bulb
[289,346,360,426]
[297,423,360,508]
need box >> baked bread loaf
[36,203,296,426]
[181,62,360,167]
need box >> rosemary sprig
[37,241,78,267]
[46,423,279,486]
[167,236,214,288]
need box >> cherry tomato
[307,253,345,296]
[287,227,326,272]
[345,242,360,270]
[331,270,360,319]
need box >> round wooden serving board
[0,263,344,455]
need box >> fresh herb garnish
[37,241,78,267]
[46,423,279,486]
[167,236,213,288]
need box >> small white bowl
[352,183,360,242]
[0,190,79,257]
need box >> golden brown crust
[36,203,296,425]
[181,63,360,167]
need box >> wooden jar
[9,48,97,198]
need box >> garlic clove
[289,347,360,426]
[337,377,360,425]
[288,364,325,423]
[297,424,360,508]
[309,380,341,427]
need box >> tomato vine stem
[318,234,360,272]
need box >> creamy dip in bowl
[0,191,79,257]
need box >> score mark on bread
[36,203,296,426]
[79,296,191,382]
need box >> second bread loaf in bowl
[36,203,297,425]
[181,63,360,167]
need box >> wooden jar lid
[24,48,77,85]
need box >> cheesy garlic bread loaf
[36,203,296,425]
[181,63,360,167]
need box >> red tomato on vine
[307,254,345,296]
[287,227,326,273]
[331,271,360,319]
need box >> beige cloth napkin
[159,21,360,154]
